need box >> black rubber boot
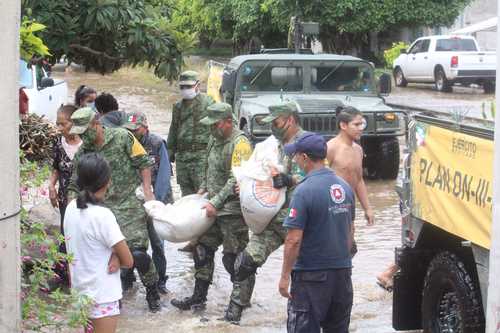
[224,301,243,323]
[121,271,135,292]
[171,279,210,310]
[146,284,161,313]
[157,276,169,295]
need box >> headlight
[251,116,271,135]
[376,113,400,131]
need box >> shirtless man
[327,106,374,226]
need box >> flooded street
[52,60,490,332]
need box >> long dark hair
[76,153,111,209]
[74,85,97,107]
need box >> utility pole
[0,0,21,331]
[486,2,500,331]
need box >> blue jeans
[287,268,353,333]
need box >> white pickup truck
[19,59,68,122]
[393,35,496,93]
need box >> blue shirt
[284,167,354,271]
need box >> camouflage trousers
[196,215,255,307]
[245,208,288,266]
[115,209,158,287]
[176,158,206,196]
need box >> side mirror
[378,73,392,95]
[400,49,407,54]
[222,69,236,94]
[40,77,54,89]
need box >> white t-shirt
[64,199,125,304]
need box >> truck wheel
[422,252,485,333]
[483,81,495,94]
[394,68,408,87]
[376,137,400,179]
[435,69,452,92]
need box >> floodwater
[51,59,478,332]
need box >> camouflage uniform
[235,101,305,282]
[166,71,215,196]
[70,111,158,288]
[171,103,254,316]
[244,129,305,265]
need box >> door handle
[49,95,52,101]
[424,56,428,59]
[412,57,416,60]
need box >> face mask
[86,101,96,110]
[271,121,290,141]
[81,127,97,147]
[210,124,225,140]
[181,88,197,100]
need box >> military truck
[393,111,493,332]
[209,54,407,179]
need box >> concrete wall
[439,0,497,50]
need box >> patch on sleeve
[231,137,252,168]
[130,135,147,157]
[288,208,297,218]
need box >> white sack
[233,136,286,234]
[144,194,215,243]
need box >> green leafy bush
[383,42,409,69]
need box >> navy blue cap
[284,132,327,158]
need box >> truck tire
[435,68,452,92]
[394,67,408,87]
[483,81,495,94]
[422,252,485,333]
[376,137,400,179]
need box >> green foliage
[383,42,410,69]
[20,19,51,61]
[170,0,472,54]
[20,152,92,331]
[22,0,186,81]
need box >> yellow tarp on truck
[410,120,493,249]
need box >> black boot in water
[146,284,161,313]
[171,279,210,310]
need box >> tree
[22,0,192,81]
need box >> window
[240,63,303,92]
[436,38,477,51]
[19,60,33,89]
[420,39,430,52]
[311,62,375,93]
[408,41,422,54]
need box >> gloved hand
[272,173,293,189]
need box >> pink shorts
[88,300,120,319]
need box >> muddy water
[54,62,404,332]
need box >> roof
[451,17,497,34]
[227,53,366,68]
[414,35,477,40]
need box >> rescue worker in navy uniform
[279,132,355,333]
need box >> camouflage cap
[261,101,299,123]
[122,111,148,131]
[179,70,199,86]
[69,107,96,135]
[200,102,233,125]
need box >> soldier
[123,111,173,295]
[167,70,214,196]
[167,70,214,252]
[233,101,305,296]
[170,103,254,323]
[69,107,161,312]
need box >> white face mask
[181,88,197,100]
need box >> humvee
[212,53,407,179]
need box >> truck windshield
[239,63,303,92]
[311,62,375,93]
[19,60,33,89]
[436,38,478,51]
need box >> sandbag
[233,136,286,234]
[143,194,215,243]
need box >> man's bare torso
[326,136,363,189]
